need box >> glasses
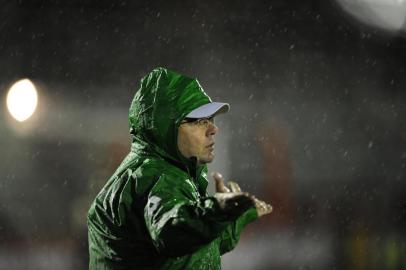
[180,117,215,128]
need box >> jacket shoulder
[129,156,189,194]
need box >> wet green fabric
[87,67,258,270]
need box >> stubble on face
[177,124,216,165]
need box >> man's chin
[198,155,214,165]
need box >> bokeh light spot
[6,79,38,122]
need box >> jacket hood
[129,67,212,169]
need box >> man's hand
[213,192,255,216]
[211,172,272,217]
[252,196,273,217]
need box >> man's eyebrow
[182,116,214,122]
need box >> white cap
[186,102,230,118]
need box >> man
[87,67,272,269]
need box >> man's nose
[207,123,218,136]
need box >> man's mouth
[207,143,215,148]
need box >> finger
[212,172,230,193]
[262,203,273,215]
[228,181,242,193]
[252,197,273,216]
[261,204,272,215]
[254,198,270,206]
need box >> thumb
[211,172,230,193]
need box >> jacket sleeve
[144,174,237,257]
[217,207,258,255]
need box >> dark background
[1,0,406,269]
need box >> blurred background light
[336,0,406,33]
[6,79,38,122]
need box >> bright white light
[7,79,38,122]
[336,0,406,33]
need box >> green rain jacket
[87,67,258,270]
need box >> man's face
[177,117,218,165]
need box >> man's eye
[197,119,207,126]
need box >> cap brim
[186,102,230,118]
